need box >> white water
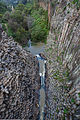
[37,55,46,120]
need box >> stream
[24,40,46,120]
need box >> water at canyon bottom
[24,41,46,120]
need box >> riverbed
[24,42,45,55]
[24,42,46,120]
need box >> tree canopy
[1,2,49,45]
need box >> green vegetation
[52,67,70,82]
[1,2,49,45]
[63,6,66,11]
[46,47,53,52]
[67,10,70,14]
[0,2,7,14]
[63,0,80,12]
[64,108,68,114]
[78,93,80,97]
[53,72,64,82]
[30,7,49,43]
[57,56,62,65]
[49,60,52,64]
[71,98,75,103]
[0,1,8,22]
[72,0,80,9]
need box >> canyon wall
[0,32,40,119]
[45,0,80,119]
[51,0,80,101]
[58,10,80,93]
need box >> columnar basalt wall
[0,32,40,119]
[46,0,80,119]
[58,10,80,104]
[50,1,80,94]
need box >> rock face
[44,0,80,119]
[0,32,40,119]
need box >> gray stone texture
[0,31,40,119]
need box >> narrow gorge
[0,0,80,120]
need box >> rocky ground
[0,31,40,119]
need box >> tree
[2,11,10,22]
[0,2,7,14]
[16,4,25,11]
[16,27,28,44]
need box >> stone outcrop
[44,0,80,119]
[0,31,40,119]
